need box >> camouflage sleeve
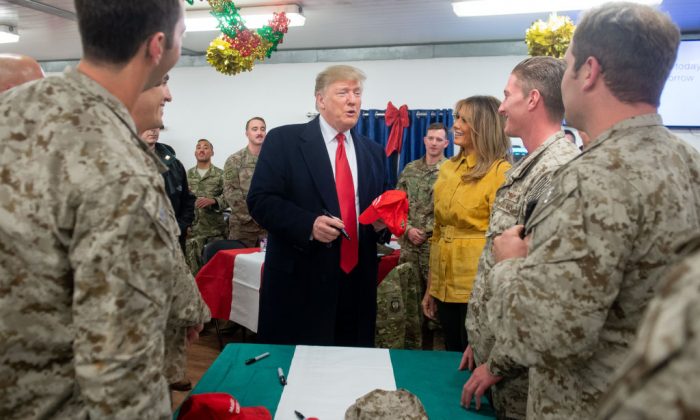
[213,172,226,210]
[395,170,413,233]
[168,254,211,326]
[596,254,700,419]
[69,177,178,418]
[485,168,639,375]
[223,154,253,224]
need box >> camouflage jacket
[466,132,579,419]
[223,146,265,241]
[597,234,700,420]
[0,69,210,420]
[486,114,700,419]
[187,164,227,238]
[467,132,579,363]
[396,156,445,252]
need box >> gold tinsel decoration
[206,36,255,75]
[525,14,575,58]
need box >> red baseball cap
[359,190,409,237]
[177,393,272,420]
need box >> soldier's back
[0,71,178,419]
[597,234,700,419]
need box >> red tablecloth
[195,248,401,321]
[195,248,260,319]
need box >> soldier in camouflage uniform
[0,2,210,418]
[223,117,267,247]
[186,139,227,274]
[461,57,579,419]
[596,233,700,420]
[481,4,700,419]
[375,262,421,349]
[394,122,448,349]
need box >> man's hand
[422,292,437,320]
[195,197,216,208]
[493,225,528,263]
[459,344,475,371]
[186,323,204,345]
[372,219,387,232]
[312,215,343,243]
[461,364,502,410]
[406,227,427,245]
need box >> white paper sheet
[274,346,397,420]
[230,251,265,332]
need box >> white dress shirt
[319,115,360,221]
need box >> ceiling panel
[0,0,696,62]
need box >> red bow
[384,101,409,157]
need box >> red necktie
[335,133,358,273]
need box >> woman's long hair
[453,95,512,183]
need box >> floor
[170,322,445,412]
[170,323,251,411]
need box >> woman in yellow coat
[422,96,511,352]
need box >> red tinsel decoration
[269,12,290,33]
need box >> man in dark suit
[247,65,387,347]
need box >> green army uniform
[486,115,700,419]
[375,262,421,349]
[0,69,210,419]
[394,156,445,348]
[185,165,227,274]
[597,234,700,420]
[466,132,579,419]
[223,147,266,247]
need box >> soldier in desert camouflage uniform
[597,233,700,420]
[186,139,227,274]
[392,122,448,349]
[481,4,700,419]
[461,57,579,419]
[223,117,267,247]
[0,2,210,418]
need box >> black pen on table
[294,410,305,420]
[277,367,287,385]
[244,351,270,365]
[321,209,351,240]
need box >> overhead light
[186,4,305,32]
[452,0,662,17]
[0,24,19,43]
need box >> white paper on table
[230,251,265,332]
[274,345,397,420]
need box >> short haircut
[314,65,366,96]
[197,138,213,149]
[74,0,182,65]
[511,56,566,122]
[572,2,680,106]
[426,122,447,137]
[454,96,512,183]
[245,117,266,130]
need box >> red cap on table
[178,393,272,420]
[358,190,409,237]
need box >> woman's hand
[422,292,437,320]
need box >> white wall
[161,56,700,169]
[162,56,524,169]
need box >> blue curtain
[356,108,454,188]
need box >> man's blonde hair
[314,65,366,96]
